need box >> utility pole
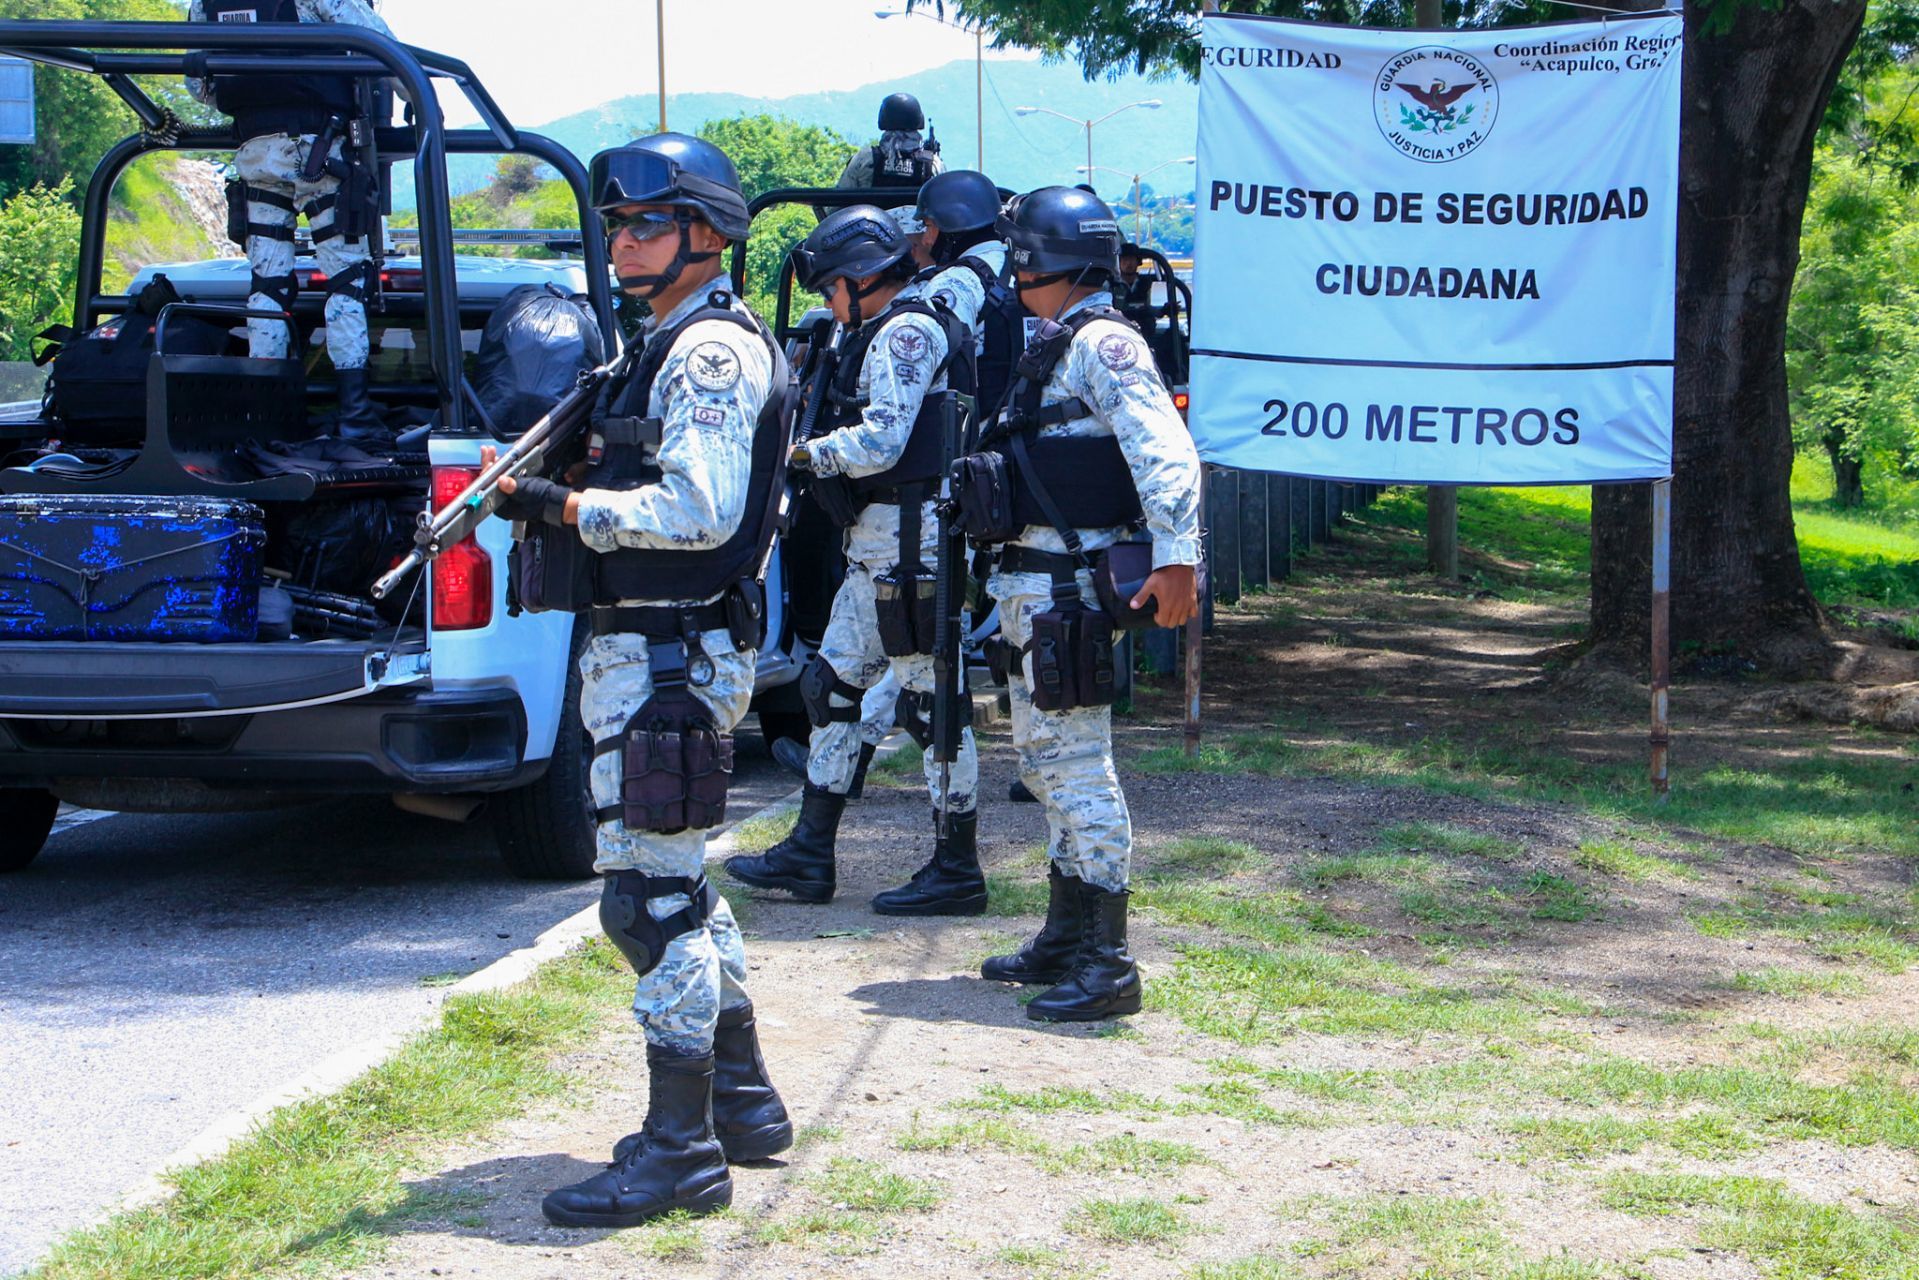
[656,0,668,133]
[1415,0,1458,578]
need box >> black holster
[809,472,862,529]
[595,641,734,834]
[329,153,380,241]
[511,522,596,614]
[1026,605,1117,713]
[224,179,247,246]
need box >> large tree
[929,0,1867,668]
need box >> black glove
[494,476,571,527]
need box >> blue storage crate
[0,496,265,641]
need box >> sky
[382,0,1039,130]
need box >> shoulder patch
[1096,332,1141,372]
[686,340,741,391]
[691,405,725,426]
[888,325,931,363]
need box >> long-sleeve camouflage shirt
[185,0,394,106]
[808,284,950,567]
[573,283,775,605]
[919,239,1009,336]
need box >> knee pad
[599,871,718,976]
[324,258,374,307]
[799,654,863,728]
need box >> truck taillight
[430,466,492,630]
[1173,390,1191,414]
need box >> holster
[330,153,379,241]
[224,178,247,246]
[983,632,1018,688]
[723,578,765,652]
[510,522,596,614]
[809,472,862,529]
[1026,605,1117,713]
[951,449,1022,546]
[597,641,734,834]
[895,687,969,755]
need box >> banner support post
[1649,477,1672,799]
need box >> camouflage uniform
[572,286,774,1058]
[987,291,1202,892]
[919,239,1008,334]
[837,131,944,237]
[804,285,979,815]
[185,0,389,369]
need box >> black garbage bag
[270,496,413,598]
[473,284,605,436]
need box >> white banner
[1190,14,1682,484]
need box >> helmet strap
[615,211,720,300]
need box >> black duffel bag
[38,275,231,444]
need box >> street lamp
[1076,155,1195,244]
[656,0,667,133]
[876,7,985,170]
[1015,99,1160,178]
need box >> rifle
[754,315,840,582]
[370,354,627,600]
[929,390,973,840]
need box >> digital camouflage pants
[233,133,372,369]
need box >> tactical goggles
[601,208,684,242]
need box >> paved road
[0,733,794,1277]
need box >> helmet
[588,133,749,240]
[915,169,1001,235]
[789,206,912,292]
[998,185,1123,280]
[878,91,924,132]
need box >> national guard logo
[888,326,929,363]
[687,341,741,391]
[1096,334,1140,372]
[1374,45,1499,163]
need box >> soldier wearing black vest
[908,169,1020,417]
[837,92,945,236]
[726,207,985,916]
[488,135,791,1229]
[185,0,390,436]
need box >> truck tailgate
[0,639,429,718]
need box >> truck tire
[491,626,598,881]
[0,789,59,873]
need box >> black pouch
[874,566,936,657]
[511,523,596,614]
[615,679,735,834]
[983,632,1017,688]
[809,473,863,529]
[1074,607,1118,706]
[1027,608,1079,713]
[952,450,1022,545]
[724,578,765,652]
[224,178,247,246]
[1092,540,1158,630]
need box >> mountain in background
[403,57,1198,210]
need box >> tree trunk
[1824,435,1865,507]
[1589,0,1854,664]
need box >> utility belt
[510,525,765,651]
[224,114,379,245]
[589,598,731,640]
[592,635,736,835]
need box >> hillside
[405,57,1200,206]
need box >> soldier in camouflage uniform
[726,206,984,916]
[977,187,1202,1022]
[185,0,390,436]
[489,135,789,1229]
[836,92,944,237]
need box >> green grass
[104,155,221,294]
[1572,839,1700,882]
[1603,1172,1919,1279]
[27,940,632,1280]
[1376,820,1524,862]
[622,1209,711,1262]
[1143,836,1266,877]
[1503,1112,1754,1161]
[752,1210,881,1247]
[1520,872,1604,922]
[808,1157,942,1213]
[984,873,1053,916]
[1185,1260,1304,1280]
[1690,886,1919,972]
[1791,455,1919,611]
[998,1244,1091,1277]
[1720,966,1867,997]
[869,746,922,779]
[1311,1193,1513,1276]
[725,809,797,855]
[895,1114,1050,1157]
[1071,1196,1197,1245]
[1040,1133,1212,1176]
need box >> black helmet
[588,133,750,241]
[788,206,911,292]
[878,91,924,132]
[998,185,1123,280]
[915,170,1000,235]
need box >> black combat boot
[723,785,842,902]
[980,864,1086,985]
[1024,884,1143,1022]
[870,809,987,916]
[772,738,875,799]
[1009,778,1039,804]
[331,366,390,442]
[543,1046,732,1228]
[612,1002,792,1165]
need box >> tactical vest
[818,295,972,503]
[983,306,1149,533]
[869,143,939,190]
[584,290,791,606]
[199,0,360,139]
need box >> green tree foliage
[0,179,80,360]
[0,0,187,203]
[696,114,855,320]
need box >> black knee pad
[799,654,862,728]
[599,871,718,976]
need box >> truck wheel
[491,628,598,881]
[0,789,59,873]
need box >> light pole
[1076,156,1194,244]
[656,0,667,133]
[1015,99,1160,181]
[876,7,985,170]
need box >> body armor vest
[585,290,790,605]
[869,143,939,190]
[199,0,360,138]
[818,296,971,501]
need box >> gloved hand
[787,443,815,473]
[494,475,572,527]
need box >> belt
[590,599,730,639]
[997,545,1085,577]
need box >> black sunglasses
[601,208,683,241]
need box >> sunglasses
[820,279,841,302]
[601,209,682,242]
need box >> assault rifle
[370,354,628,600]
[756,314,841,581]
[929,390,974,838]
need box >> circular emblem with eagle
[1373,45,1499,163]
[686,341,741,391]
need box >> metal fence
[1204,466,1383,604]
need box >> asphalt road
[0,733,794,1277]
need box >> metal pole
[976,27,984,170]
[1650,478,1672,798]
[1185,466,1207,754]
[656,0,667,133]
[1412,0,1455,577]
[1133,173,1143,240]
[1085,121,1094,185]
